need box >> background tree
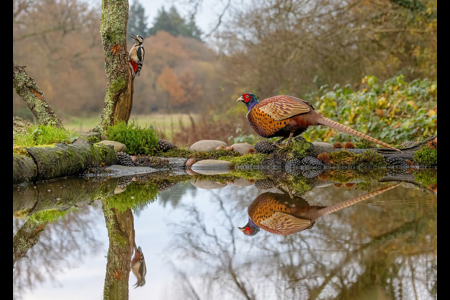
[148,6,202,41]
[127,0,149,41]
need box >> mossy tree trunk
[13,62,63,128]
[13,219,47,268]
[97,0,134,134]
[102,199,135,300]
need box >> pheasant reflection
[239,183,401,236]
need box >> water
[13,169,437,300]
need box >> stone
[190,178,227,189]
[97,140,127,152]
[186,158,196,168]
[105,165,157,177]
[189,140,227,152]
[191,159,233,175]
[313,142,333,149]
[230,143,253,155]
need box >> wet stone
[189,140,227,152]
[189,178,227,189]
[97,140,127,152]
[231,143,254,155]
[191,160,232,175]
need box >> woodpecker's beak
[236,96,244,103]
[130,34,136,40]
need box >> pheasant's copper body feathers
[248,192,323,235]
[247,95,318,138]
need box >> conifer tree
[148,6,202,41]
[127,0,149,40]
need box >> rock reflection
[239,183,400,236]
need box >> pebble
[189,140,227,152]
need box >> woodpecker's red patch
[129,59,139,73]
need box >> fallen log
[13,139,118,184]
[310,135,437,161]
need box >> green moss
[355,139,378,149]
[229,153,267,166]
[413,146,437,166]
[191,149,241,160]
[329,170,356,183]
[106,181,159,212]
[110,76,126,94]
[413,169,437,187]
[329,150,356,165]
[288,176,312,195]
[29,207,79,223]
[156,148,194,158]
[353,150,387,167]
[283,138,312,159]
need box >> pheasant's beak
[238,226,245,232]
[236,96,244,103]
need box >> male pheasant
[239,183,401,236]
[237,93,401,151]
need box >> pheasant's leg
[272,137,287,148]
[284,132,295,148]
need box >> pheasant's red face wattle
[243,94,251,103]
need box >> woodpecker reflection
[130,245,147,288]
[239,183,401,236]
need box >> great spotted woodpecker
[129,34,145,77]
[130,245,147,288]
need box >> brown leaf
[111,45,120,55]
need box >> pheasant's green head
[236,93,259,111]
[238,217,260,236]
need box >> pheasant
[239,183,401,236]
[236,93,401,151]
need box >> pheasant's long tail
[317,117,402,152]
[314,183,402,218]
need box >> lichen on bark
[13,62,63,128]
[97,0,134,134]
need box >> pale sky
[135,0,232,38]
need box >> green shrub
[106,120,158,155]
[303,75,437,145]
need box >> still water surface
[13,172,437,300]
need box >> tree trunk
[97,0,134,134]
[13,219,47,268]
[13,62,63,128]
[102,200,135,300]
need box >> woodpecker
[130,246,147,288]
[129,34,145,77]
